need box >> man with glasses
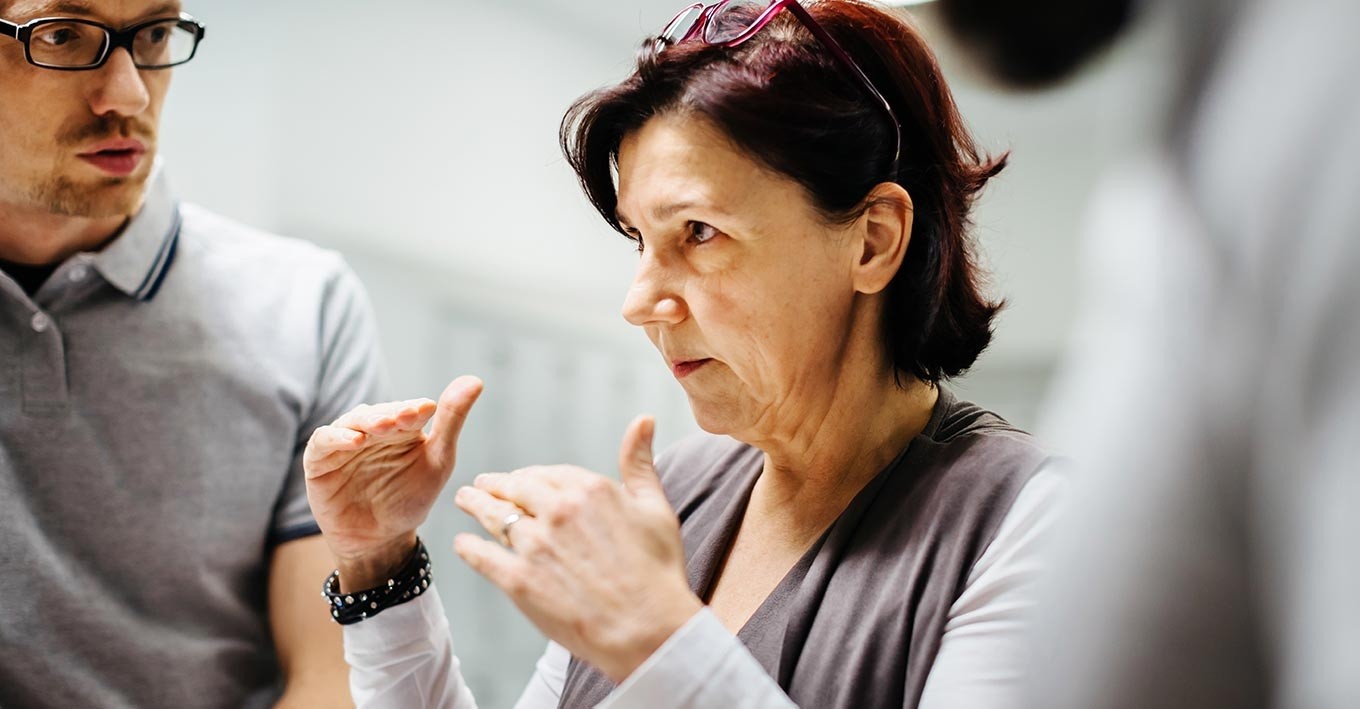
[0,1,381,707]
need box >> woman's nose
[621,253,686,327]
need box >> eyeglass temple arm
[781,1,903,167]
[0,18,21,38]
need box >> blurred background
[159,1,1177,704]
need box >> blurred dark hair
[939,0,1137,87]
[561,0,1006,383]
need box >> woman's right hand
[303,376,483,591]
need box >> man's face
[0,0,181,219]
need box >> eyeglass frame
[657,0,902,174]
[0,12,206,71]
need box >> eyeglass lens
[704,0,768,44]
[28,19,196,68]
[660,4,706,46]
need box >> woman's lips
[77,139,147,177]
[671,358,713,379]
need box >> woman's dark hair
[561,0,1006,383]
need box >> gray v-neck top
[560,387,1051,708]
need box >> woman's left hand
[453,416,703,683]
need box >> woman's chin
[684,397,747,437]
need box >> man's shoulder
[175,203,352,285]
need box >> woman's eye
[688,221,720,244]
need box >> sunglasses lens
[660,4,706,47]
[704,0,767,44]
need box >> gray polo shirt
[0,170,385,708]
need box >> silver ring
[500,512,526,547]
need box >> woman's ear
[853,182,914,295]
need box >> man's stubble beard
[28,170,151,219]
[18,111,159,219]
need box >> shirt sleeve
[270,256,386,545]
[513,641,572,708]
[344,585,571,709]
[599,608,796,709]
[917,464,1070,709]
[344,586,477,709]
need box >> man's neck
[0,202,129,266]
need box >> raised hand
[452,415,703,682]
[304,376,483,590]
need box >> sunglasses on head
[656,0,901,172]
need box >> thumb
[426,375,484,471]
[618,415,663,500]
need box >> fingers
[472,469,574,516]
[454,533,532,596]
[617,415,663,500]
[306,399,436,479]
[303,425,368,478]
[454,485,529,545]
[427,376,484,471]
[333,398,437,438]
[306,377,478,487]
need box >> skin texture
[304,378,484,591]
[305,112,939,684]
[0,0,171,264]
[269,536,358,709]
[0,3,354,705]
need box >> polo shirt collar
[94,163,182,302]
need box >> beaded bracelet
[322,538,433,625]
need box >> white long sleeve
[917,465,1069,708]
[344,586,478,709]
[344,466,1065,709]
[513,639,571,708]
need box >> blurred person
[301,1,1067,707]
[935,0,1360,707]
[0,1,381,706]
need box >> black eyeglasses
[0,12,205,71]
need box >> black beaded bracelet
[322,538,433,625]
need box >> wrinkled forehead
[4,0,183,23]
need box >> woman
[303,1,1064,707]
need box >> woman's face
[616,113,872,439]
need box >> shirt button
[68,265,89,282]
[30,312,51,333]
